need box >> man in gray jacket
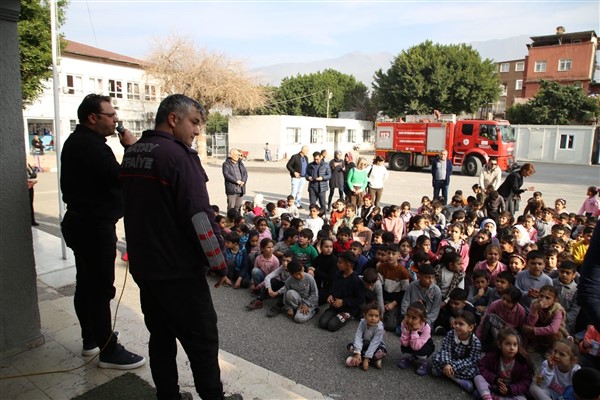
[222,148,248,212]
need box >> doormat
[71,372,155,400]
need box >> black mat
[71,372,155,400]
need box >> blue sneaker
[98,344,145,370]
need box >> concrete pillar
[0,0,45,358]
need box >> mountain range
[250,35,532,88]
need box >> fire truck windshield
[498,125,516,143]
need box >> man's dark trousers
[135,276,224,400]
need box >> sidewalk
[0,228,326,400]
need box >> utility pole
[326,89,333,118]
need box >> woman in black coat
[497,163,535,216]
[328,150,345,210]
[342,152,356,201]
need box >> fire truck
[374,114,516,176]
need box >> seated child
[251,238,279,292]
[333,204,357,234]
[488,270,516,304]
[434,250,465,305]
[507,253,526,276]
[530,339,581,400]
[431,311,482,393]
[305,204,325,241]
[345,303,387,371]
[350,241,368,275]
[400,264,442,327]
[377,243,410,331]
[283,260,319,323]
[474,244,507,286]
[333,227,354,255]
[246,250,293,314]
[499,234,517,266]
[286,195,300,219]
[523,285,569,352]
[245,230,261,268]
[414,234,440,266]
[312,238,338,305]
[474,328,534,400]
[397,302,435,376]
[571,226,593,266]
[366,229,383,260]
[273,228,298,259]
[289,228,318,272]
[544,248,560,279]
[352,217,373,254]
[515,250,553,309]
[329,200,346,228]
[318,251,364,332]
[467,269,493,315]
[476,286,526,352]
[553,261,580,334]
[360,268,384,316]
[363,243,387,274]
[578,324,600,370]
[224,232,250,289]
[434,288,478,336]
[216,214,230,235]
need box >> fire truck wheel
[389,153,410,171]
[462,155,482,176]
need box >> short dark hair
[338,250,357,268]
[77,93,111,123]
[361,302,380,315]
[449,288,467,301]
[559,260,578,272]
[350,241,364,250]
[362,268,378,284]
[287,260,303,274]
[299,228,314,240]
[527,250,545,262]
[381,231,395,244]
[454,310,476,326]
[496,271,516,285]
[225,232,240,244]
[155,94,206,127]
[503,286,522,303]
[472,269,491,281]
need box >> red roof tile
[64,40,147,67]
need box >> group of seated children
[216,186,598,397]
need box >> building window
[310,128,323,144]
[499,63,510,73]
[515,80,523,90]
[559,134,574,150]
[127,82,140,100]
[108,79,123,98]
[362,130,373,142]
[144,84,157,101]
[347,129,356,143]
[534,61,547,72]
[69,120,77,131]
[461,124,473,136]
[558,59,572,71]
[89,77,103,94]
[500,84,507,96]
[287,127,301,144]
[65,74,83,95]
[515,61,525,72]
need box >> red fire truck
[374,114,516,176]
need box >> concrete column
[0,0,45,358]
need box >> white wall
[23,54,161,152]
[228,115,374,161]
[514,125,597,165]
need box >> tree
[506,80,600,124]
[206,112,228,134]
[372,41,501,117]
[145,35,267,112]
[19,0,68,104]
[249,69,371,118]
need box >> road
[28,154,599,399]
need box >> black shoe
[267,305,282,317]
[98,344,146,370]
[82,331,120,356]
[31,221,39,226]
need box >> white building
[228,115,374,161]
[23,40,162,154]
[514,125,600,165]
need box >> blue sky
[62,1,599,68]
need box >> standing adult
[346,157,370,208]
[222,148,248,212]
[328,150,345,211]
[343,152,356,200]
[431,149,453,204]
[306,151,331,211]
[497,163,536,216]
[61,94,145,369]
[27,163,39,226]
[367,155,389,207]
[120,94,238,400]
[479,157,502,191]
[286,145,309,209]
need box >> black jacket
[286,152,308,177]
[222,158,248,196]
[60,124,123,221]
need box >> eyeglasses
[96,112,118,118]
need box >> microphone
[116,122,125,135]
